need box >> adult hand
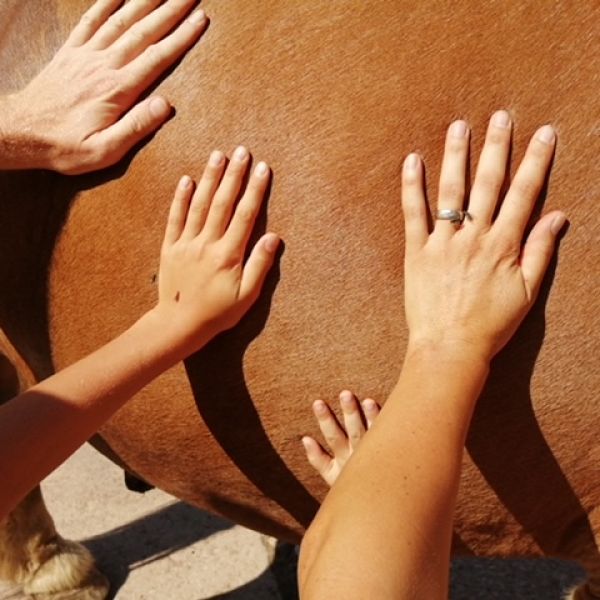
[2,0,207,174]
[153,147,280,355]
[401,110,566,361]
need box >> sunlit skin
[0,148,279,520]
[299,112,566,600]
[0,0,208,174]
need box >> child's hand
[153,146,279,355]
[402,111,566,362]
[302,391,380,487]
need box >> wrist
[0,93,53,170]
[139,307,214,364]
[405,337,492,370]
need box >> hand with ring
[402,110,566,362]
[0,0,207,174]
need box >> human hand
[302,391,380,487]
[152,146,279,355]
[402,111,566,362]
[3,0,207,174]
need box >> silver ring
[435,209,471,225]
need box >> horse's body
[0,0,599,597]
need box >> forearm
[0,93,52,170]
[0,309,199,519]
[299,343,490,600]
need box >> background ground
[0,444,587,599]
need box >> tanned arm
[0,147,279,520]
[299,111,565,599]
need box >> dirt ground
[0,444,588,599]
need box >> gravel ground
[0,444,587,599]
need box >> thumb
[520,211,566,300]
[239,233,280,304]
[87,96,172,170]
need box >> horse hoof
[565,582,600,600]
[21,537,109,600]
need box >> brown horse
[0,0,599,598]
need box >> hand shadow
[466,223,600,575]
[183,176,320,541]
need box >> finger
[494,125,556,239]
[108,0,198,65]
[311,400,348,458]
[362,398,380,429]
[520,211,566,300]
[339,391,365,450]
[181,151,226,239]
[82,96,171,172]
[222,161,270,255]
[434,120,470,238]
[202,146,250,239]
[238,233,280,303]
[467,110,512,226]
[163,175,194,247]
[67,0,124,46]
[87,0,163,50]
[123,9,207,92]
[302,437,333,480]
[401,153,429,254]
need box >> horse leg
[0,487,109,599]
[0,339,109,599]
[561,511,600,600]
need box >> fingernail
[263,233,280,253]
[180,175,193,189]
[537,125,555,144]
[314,400,327,415]
[188,9,205,24]
[209,150,224,166]
[234,146,248,161]
[255,161,269,176]
[550,213,566,235]
[363,399,376,411]
[301,437,312,450]
[340,391,353,405]
[149,96,170,118]
[492,110,511,129]
[450,120,468,138]
[404,153,419,172]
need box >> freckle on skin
[174,291,180,302]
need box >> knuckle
[440,181,464,202]
[235,205,256,225]
[402,201,424,221]
[143,43,165,65]
[475,171,502,195]
[212,246,236,267]
[529,139,551,160]
[79,12,97,29]
[490,230,520,256]
[211,196,230,214]
[446,137,468,154]
[127,26,147,45]
[108,14,127,33]
[402,170,420,185]
[486,129,507,146]
[513,177,539,199]
[325,436,338,447]
[128,112,148,135]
